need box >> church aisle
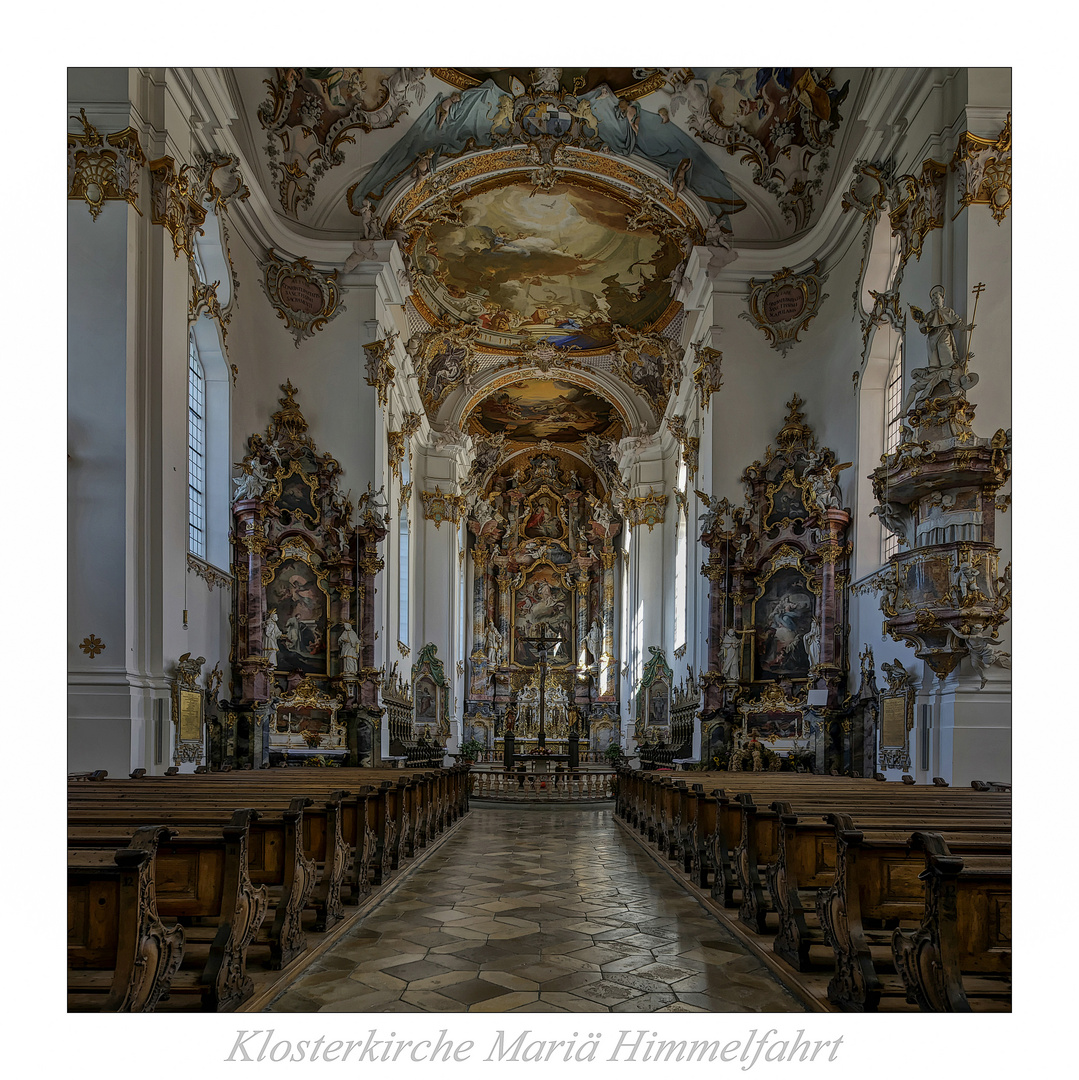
[265,804,806,1013]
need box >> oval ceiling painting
[411,180,683,351]
[469,378,624,445]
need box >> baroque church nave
[63,62,1018,1038]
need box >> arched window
[881,344,904,560]
[187,210,232,570]
[853,206,905,578]
[674,458,688,651]
[398,454,410,647]
[187,338,206,559]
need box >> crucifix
[517,623,565,749]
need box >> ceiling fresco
[466,378,624,446]
[234,65,865,430]
[247,66,860,237]
[411,180,683,351]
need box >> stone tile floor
[266,804,806,1013]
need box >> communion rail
[469,766,615,801]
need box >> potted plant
[603,743,624,767]
[458,737,485,765]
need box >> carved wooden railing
[477,748,607,765]
[469,767,616,800]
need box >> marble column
[599,549,617,699]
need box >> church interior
[65,65,1016,1023]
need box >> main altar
[461,446,623,755]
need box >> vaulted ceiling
[217,67,875,451]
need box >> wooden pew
[68,825,185,1012]
[67,809,268,1010]
[815,813,1010,1011]
[892,832,1012,1011]
[764,797,1010,968]
[736,791,1011,933]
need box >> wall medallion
[260,249,345,346]
[740,262,829,355]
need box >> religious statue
[338,623,361,677]
[357,199,383,241]
[804,616,822,668]
[503,704,517,734]
[721,628,742,681]
[585,619,603,665]
[485,623,503,667]
[749,739,764,772]
[948,623,1011,689]
[263,611,283,667]
[872,501,914,548]
[233,457,272,500]
[911,286,966,369]
[952,561,980,605]
[903,286,978,411]
[858,645,878,700]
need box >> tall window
[187,339,206,558]
[881,345,903,560]
[398,456,410,646]
[674,459,688,651]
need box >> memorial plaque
[178,687,203,742]
[880,694,907,748]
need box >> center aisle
[266,803,807,1013]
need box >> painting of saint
[514,567,572,666]
[266,559,328,674]
[524,494,564,540]
[647,682,670,729]
[754,568,816,680]
[414,676,438,733]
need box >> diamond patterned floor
[265,804,806,1013]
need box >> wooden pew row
[68,768,464,937]
[68,809,268,1011]
[613,769,1011,1012]
[764,796,1008,973]
[892,832,1012,1012]
[68,825,185,1012]
[133,765,469,888]
[69,797,314,968]
[616,770,1008,915]
[736,792,1011,931]
[67,766,470,1010]
[816,814,1010,1011]
[70,787,351,933]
